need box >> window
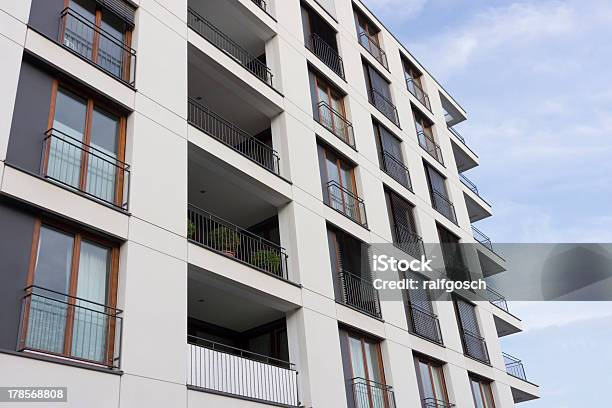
[414,110,441,164]
[363,63,398,126]
[437,225,468,281]
[61,0,135,82]
[425,165,455,223]
[384,189,422,258]
[403,273,442,344]
[317,144,366,226]
[20,221,120,367]
[45,83,128,209]
[302,5,344,78]
[470,377,496,408]
[403,58,431,111]
[354,7,387,68]
[454,297,489,363]
[375,123,410,189]
[310,72,352,146]
[415,356,450,407]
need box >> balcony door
[415,357,450,407]
[321,146,359,220]
[23,222,118,365]
[425,165,448,200]
[414,113,434,149]
[363,63,391,101]
[348,333,389,408]
[315,75,347,138]
[470,377,496,408]
[47,84,125,206]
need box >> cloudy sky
[361,0,612,406]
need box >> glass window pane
[99,12,126,78]
[87,108,119,203]
[431,365,447,403]
[34,226,74,294]
[471,379,485,408]
[419,361,434,399]
[64,0,96,58]
[483,383,495,408]
[349,336,366,378]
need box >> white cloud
[509,301,612,332]
[362,0,428,18]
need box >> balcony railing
[393,223,424,260]
[188,98,280,175]
[408,302,443,345]
[351,377,396,408]
[338,271,381,319]
[251,0,267,13]
[358,32,388,69]
[188,336,299,406]
[316,101,355,148]
[326,180,368,227]
[462,330,489,364]
[42,128,131,211]
[369,88,400,127]
[486,286,509,313]
[382,151,412,191]
[59,7,136,85]
[306,33,345,79]
[423,398,455,408]
[417,131,444,166]
[187,205,290,281]
[18,286,123,369]
[503,352,528,381]
[460,173,479,195]
[431,190,457,224]
[188,8,274,88]
[406,78,431,112]
[471,225,494,252]
[447,126,478,157]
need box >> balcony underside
[509,377,540,403]
[476,247,505,278]
[492,312,522,337]
[463,191,492,223]
[451,139,478,172]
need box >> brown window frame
[44,79,128,208]
[320,144,361,219]
[413,354,450,406]
[469,375,496,408]
[314,73,348,134]
[20,217,121,367]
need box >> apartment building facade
[0,0,539,407]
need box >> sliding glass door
[349,334,389,408]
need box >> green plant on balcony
[207,226,241,256]
[251,249,282,274]
[187,221,196,239]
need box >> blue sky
[362,0,612,406]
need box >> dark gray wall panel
[28,0,65,40]
[6,60,54,174]
[0,202,36,351]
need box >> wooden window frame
[414,355,451,406]
[21,218,120,367]
[321,144,361,220]
[470,376,496,408]
[314,73,348,136]
[354,8,380,45]
[45,79,128,208]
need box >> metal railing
[417,131,444,165]
[423,398,455,408]
[408,302,443,345]
[188,8,273,87]
[460,174,479,195]
[406,78,431,111]
[326,180,368,227]
[188,336,299,406]
[462,330,489,364]
[316,101,355,148]
[251,0,267,13]
[18,286,123,369]
[447,126,465,144]
[393,223,424,260]
[59,7,136,85]
[42,128,131,211]
[351,377,395,408]
[338,271,381,318]
[471,225,494,252]
[187,205,290,281]
[503,352,528,381]
[358,32,388,69]
[188,98,280,175]
[369,88,400,127]
[306,33,345,79]
[382,151,412,191]
[431,190,457,224]
[486,286,509,312]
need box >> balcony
[188,98,280,175]
[250,0,269,14]
[188,336,299,406]
[350,377,396,408]
[472,225,494,252]
[316,101,355,148]
[503,352,528,381]
[358,32,388,69]
[326,180,368,228]
[369,89,400,127]
[448,126,478,172]
[18,286,123,369]
[486,286,509,313]
[462,329,489,364]
[188,205,289,281]
[393,223,424,260]
[59,7,136,85]
[406,78,431,112]
[337,271,381,319]
[306,33,345,79]
[407,302,443,345]
[417,131,444,166]
[431,190,457,224]
[462,181,492,223]
[381,151,412,191]
[423,398,455,408]
[188,7,274,88]
[42,128,131,211]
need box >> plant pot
[223,250,236,257]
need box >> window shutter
[96,0,136,26]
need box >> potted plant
[207,226,241,257]
[251,249,282,275]
[187,221,196,240]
